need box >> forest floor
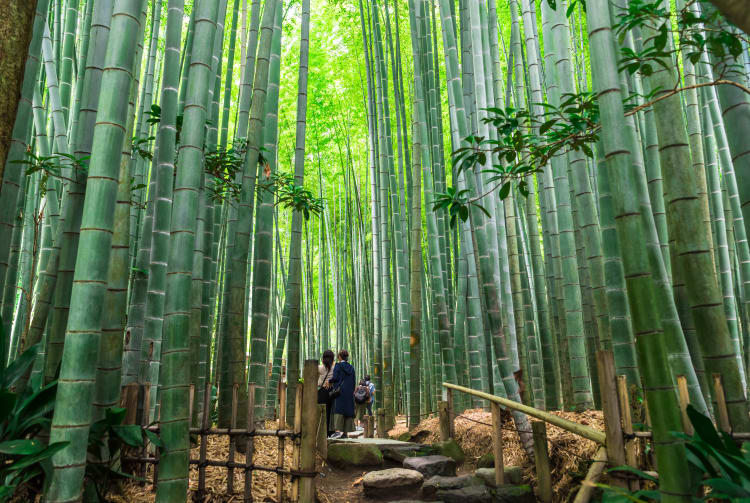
[113,410,603,502]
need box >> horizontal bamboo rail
[121,456,313,476]
[442,382,607,444]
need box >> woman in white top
[318,349,336,435]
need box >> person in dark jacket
[329,349,355,438]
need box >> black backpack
[354,384,370,404]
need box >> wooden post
[243,384,256,503]
[292,382,303,501]
[277,382,287,501]
[676,375,693,435]
[227,383,239,495]
[446,387,455,438]
[365,415,374,438]
[596,350,628,488]
[376,408,386,438]
[438,401,450,441]
[532,421,552,503]
[121,383,139,424]
[713,374,732,432]
[316,404,327,458]
[299,360,318,503]
[490,402,504,486]
[616,376,639,491]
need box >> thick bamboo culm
[442,383,607,444]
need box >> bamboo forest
[4,0,750,501]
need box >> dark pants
[367,402,373,416]
[325,397,334,435]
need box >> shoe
[329,432,343,439]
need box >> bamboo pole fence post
[140,384,152,485]
[572,446,608,503]
[447,387,455,437]
[532,420,552,503]
[228,383,239,495]
[596,350,627,488]
[198,381,211,499]
[244,384,256,502]
[438,400,450,441]
[277,381,287,500]
[153,390,160,491]
[491,402,504,486]
[616,376,639,491]
[713,374,732,432]
[676,375,693,435]
[292,383,303,501]
[299,360,318,503]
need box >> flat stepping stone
[437,484,493,503]
[326,442,383,468]
[403,455,457,478]
[382,444,438,463]
[422,474,482,498]
[362,468,424,500]
[328,437,420,449]
[475,466,524,486]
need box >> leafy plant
[0,341,68,502]
[256,171,325,219]
[83,406,162,502]
[597,404,750,502]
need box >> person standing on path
[329,349,355,438]
[318,349,336,437]
[365,375,375,416]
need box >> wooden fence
[121,359,320,502]
[441,349,737,503]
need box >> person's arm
[329,364,341,386]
